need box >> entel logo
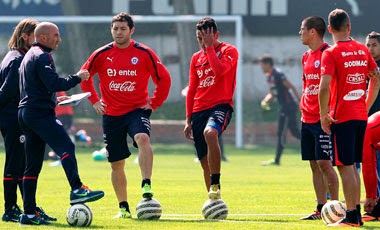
[107,68,137,77]
[346,73,365,84]
[343,89,365,101]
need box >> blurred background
[0,0,378,147]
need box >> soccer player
[361,31,380,222]
[319,9,380,227]
[184,17,238,200]
[362,111,380,221]
[80,13,171,218]
[259,54,301,166]
[298,16,339,220]
[0,18,57,223]
[18,22,104,225]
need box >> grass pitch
[0,144,378,229]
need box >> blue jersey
[19,42,81,111]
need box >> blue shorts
[102,108,152,162]
[191,103,233,160]
[331,120,366,166]
[301,121,333,161]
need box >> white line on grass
[162,213,305,217]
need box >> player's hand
[260,101,271,111]
[141,104,153,110]
[320,113,337,135]
[364,197,376,213]
[77,69,90,81]
[184,124,193,141]
[56,95,70,103]
[93,100,106,115]
[200,27,214,47]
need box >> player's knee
[203,128,218,141]
[111,160,125,171]
[134,133,150,145]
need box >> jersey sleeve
[205,45,238,77]
[38,53,81,92]
[80,52,101,105]
[186,54,199,118]
[0,57,21,108]
[321,50,335,76]
[146,49,171,110]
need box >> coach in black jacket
[18,22,104,225]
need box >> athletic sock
[141,178,151,188]
[210,174,221,187]
[317,204,324,212]
[346,209,359,223]
[119,201,130,212]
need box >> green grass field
[0,144,379,229]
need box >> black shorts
[331,120,366,166]
[102,108,152,162]
[191,103,233,160]
[301,121,332,161]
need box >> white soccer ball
[202,199,228,220]
[321,200,346,225]
[66,203,93,227]
[136,198,162,220]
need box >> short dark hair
[259,54,274,66]
[303,16,326,37]
[367,31,380,43]
[328,9,350,32]
[196,17,218,32]
[112,12,134,29]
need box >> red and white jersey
[321,39,377,123]
[81,40,171,116]
[300,43,329,123]
[362,111,380,199]
[186,42,238,117]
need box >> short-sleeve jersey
[321,39,378,123]
[300,43,329,123]
[81,40,171,116]
[186,42,238,117]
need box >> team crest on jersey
[216,51,221,57]
[314,60,320,68]
[19,135,25,143]
[131,57,139,65]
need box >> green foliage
[0,144,375,229]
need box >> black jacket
[19,42,81,111]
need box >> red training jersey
[321,39,377,123]
[300,43,329,123]
[362,111,380,199]
[55,91,73,116]
[80,40,171,116]
[186,42,238,117]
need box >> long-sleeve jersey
[19,42,82,112]
[80,40,171,116]
[266,68,296,108]
[186,42,238,117]
[362,111,380,199]
[0,49,25,116]
[300,43,329,123]
[321,39,378,123]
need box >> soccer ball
[92,147,107,161]
[66,203,93,227]
[202,199,228,220]
[321,200,346,225]
[136,198,162,220]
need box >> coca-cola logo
[198,76,215,88]
[304,84,319,95]
[109,81,136,92]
